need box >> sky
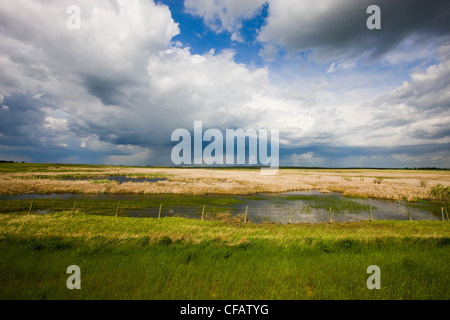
[0,0,449,168]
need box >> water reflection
[0,190,442,223]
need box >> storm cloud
[0,0,449,167]
[258,0,450,63]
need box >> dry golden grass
[0,167,449,201]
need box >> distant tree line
[404,167,448,170]
[0,160,25,163]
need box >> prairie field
[0,163,449,201]
[0,163,449,300]
[0,214,449,300]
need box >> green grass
[0,213,449,300]
[0,195,244,218]
[12,172,172,180]
[284,195,372,213]
[0,163,109,173]
[406,199,448,218]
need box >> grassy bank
[0,213,449,299]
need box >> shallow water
[234,191,441,223]
[0,191,443,223]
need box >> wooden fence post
[407,206,412,221]
[244,206,248,223]
[201,204,205,221]
[158,203,162,219]
[28,200,34,215]
[369,206,373,222]
[329,207,332,223]
[288,207,292,224]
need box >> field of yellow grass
[0,164,449,201]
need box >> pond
[0,190,445,223]
[233,191,443,223]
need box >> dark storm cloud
[258,0,450,62]
[408,124,450,141]
[83,75,130,107]
[0,93,48,146]
[282,142,450,167]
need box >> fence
[0,198,448,224]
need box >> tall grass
[429,184,450,203]
[1,163,449,201]
[0,214,449,300]
[1,239,448,300]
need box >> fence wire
[0,198,447,223]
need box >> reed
[0,164,449,202]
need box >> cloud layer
[0,0,449,167]
[258,0,450,63]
